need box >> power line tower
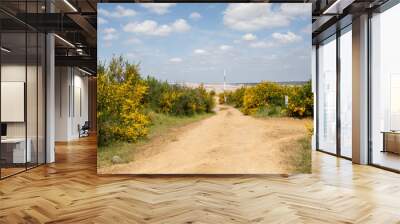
[223,69,226,103]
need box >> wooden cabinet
[382,132,400,154]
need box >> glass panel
[27,31,38,169]
[312,45,317,151]
[1,31,27,177]
[0,21,1,178]
[317,35,337,154]
[0,1,46,178]
[340,28,352,158]
[371,4,400,171]
[38,32,45,165]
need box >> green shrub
[210,90,216,96]
[144,76,171,112]
[218,92,226,104]
[253,105,286,118]
[158,84,214,116]
[226,87,246,108]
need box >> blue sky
[98,3,311,83]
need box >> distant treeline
[97,56,215,146]
[219,81,313,118]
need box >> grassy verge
[288,136,312,173]
[278,119,313,174]
[97,112,214,168]
[251,105,286,118]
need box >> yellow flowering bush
[98,56,216,146]
[218,92,226,104]
[286,81,313,118]
[221,81,313,118]
[242,82,286,115]
[97,57,150,146]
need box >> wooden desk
[381,131,400,154]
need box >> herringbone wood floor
[1,136,400,223]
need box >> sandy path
[99,105,309,174]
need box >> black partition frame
[0,1,47,180]
[315,23,353,161]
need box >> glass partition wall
[370,3,400,171]
[0,3,46,179]
[315,0,400,172]
[339,26,352,159]
[316,25,352,159]
[317,35,337,155]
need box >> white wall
[55,66,70,141]
[55,67,89,141]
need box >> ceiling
[0,0,97,74]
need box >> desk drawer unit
[383,132,400,154]
[1,139,32,164]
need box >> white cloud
[172,19,191,32]
[103,27,116,34]
[123,19,190,36]
[250,41,273,48]
[223,3,290,32]
[169,57,183,63]
[125,20,171,36]
[98,17,107,25]
[103,33,117,41]
[189,12,202,20]
[272,32,302,44]
[125,38,141,44]
[242,33,257,41]
[140,3,176,15]
[219,45,232,51]
[264,54,277,60]
[115,5,136,17]
[99,5,136,18]
[102,27,118,40]
[103,42,112,48]
[98,8,110,16]
[194,49,207,55]
[301,24,312,34]
[126,53,137,59]
[223,3,310,32]
[280,3,310,17]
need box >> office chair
[79,121,90,138]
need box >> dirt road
[99,105,310,174]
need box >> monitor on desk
[1,123,7,138]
